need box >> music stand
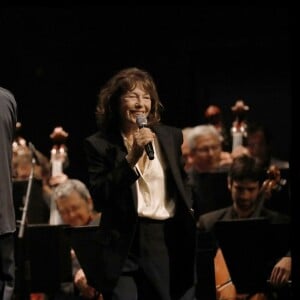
[195,231,217,300]
[63,225,111,292]
[16,224,73,295]
[215,218,290,294]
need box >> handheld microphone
[136,115,155,160]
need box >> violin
[230,99,249,151]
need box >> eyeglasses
[193,144,221,153]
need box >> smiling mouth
[132,111,145,117]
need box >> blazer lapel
[153,126,189,206]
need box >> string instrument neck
[231,99,249,151]
[50,126,69,176]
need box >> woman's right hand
[126,127,155,166]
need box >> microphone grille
[136,115,147,127]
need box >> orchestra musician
[197,155,292,300]
[52,179,103,299]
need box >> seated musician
[186,124,233,219]
[52,179,103,299]
[231,121,291,215]
[12,146,51,224]
[11,127,68,224]
[197,155,291,300]
[186,124,232,174]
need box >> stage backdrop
[1,5,291,182]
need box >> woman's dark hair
[95,67,164,131]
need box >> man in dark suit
[0,87,18,299]
[84,67,196,300]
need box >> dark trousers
[0,233,15,300]
[103,217,193,300]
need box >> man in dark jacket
[0,87,18,300]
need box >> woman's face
[119,85,152,128]
[56,191,92,226]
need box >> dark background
[1,5,291,183]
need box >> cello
[214,165,285,300]
[214,247,268,300]
[253,164,287,218]
[261,165,287,201]
[48,126,69,225]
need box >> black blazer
[84,124,196,293]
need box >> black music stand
[63,225,111,293]
[195,231,217,300]
[215,218,291,295]
[15,224,73,296]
